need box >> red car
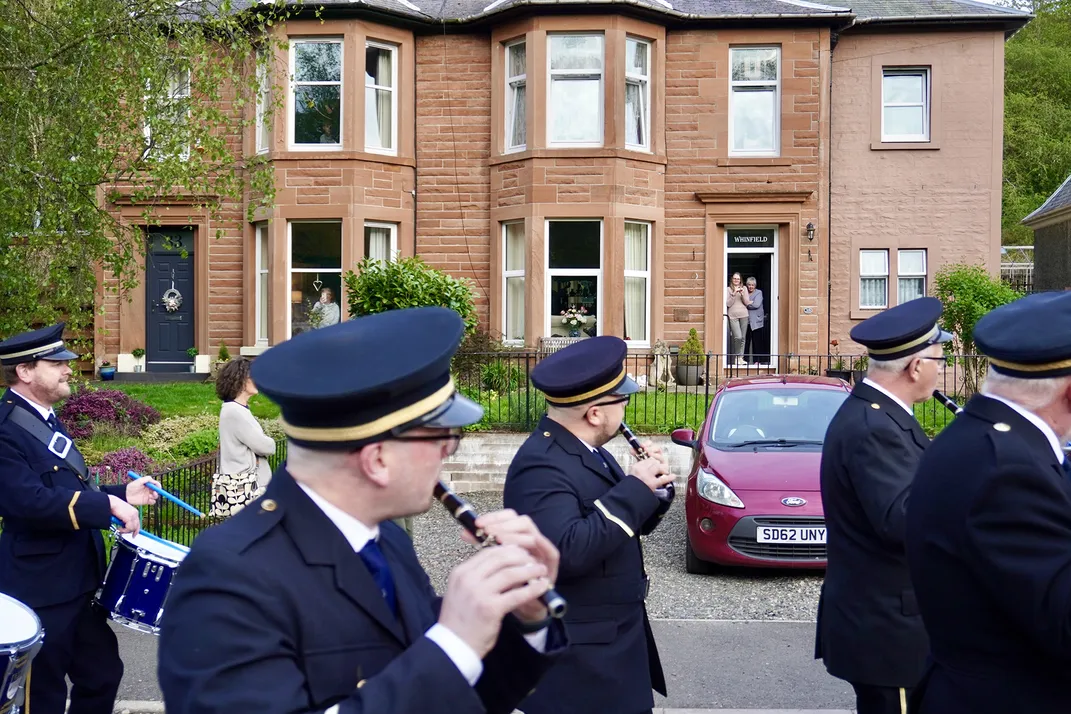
[671,375,851,572]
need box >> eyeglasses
[391,428,464,456]
[588,396,630,409]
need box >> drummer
[0,323,161,714]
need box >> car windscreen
[708,387,849,448]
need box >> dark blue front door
[146,229,195,372]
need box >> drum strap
[9,406,96,489]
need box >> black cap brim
[42,348,78,361]
[611,374,640,397]
[419,392,485,429]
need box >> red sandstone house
[98,0,1030,374]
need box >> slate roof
[1022,174,1071,227]
[245,0,1030,27]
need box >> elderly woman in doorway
[744,276,766,365]
[211,357,275,518]
[725,272,752,366]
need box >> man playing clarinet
[504,336,674,714]
[158,307,568,714]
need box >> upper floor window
[366,41,398,154]
[729,47,780,156]
[255,56,271,153]
[898,249,927,303]
[882,68,929,142]
[859,249,889,310]
[291,39,342,148]
[625,38,650,151]
[548,34,603,146]
[505,41,527,151]
[144,67,191,161]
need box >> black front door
[146,229,195,372]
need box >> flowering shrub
[59,388,160,439]
[258,417,286,441]
[141,414,220,455]
[560,306,588,329]
[89,447,155,486]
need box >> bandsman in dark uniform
[503,336,673,714]
[158,307,568,714]
[815,297,951,714]
[906,291,1071,714]
[0,323,161,714]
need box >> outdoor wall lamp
[806,222,816,242]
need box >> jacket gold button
[870,403,880,409]
[261,499,277,512]
[543,431,551,437]
[53,465,59,471]
[357,679,366,689]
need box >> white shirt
[980,394,1066,463]
[862,378,913,416]
[11,389,55,421]
[297,483,547,689]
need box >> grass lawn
[105,382,280,420]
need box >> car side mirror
[671,427,697,450]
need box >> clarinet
[619,421,675,502]
[433,481,568,619]
[933,389,963,415]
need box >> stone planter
[676,361,702,387]
[852,369,866,384]
[825,369,851,383]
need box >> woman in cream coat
[213,357,275,516]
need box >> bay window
[625,38,650,151]
[506,41,526,151]
[503,222,525,343]
[255,223,270,345]
[624,222,651,344]
[547,220,601,337]
[548,34,603,146]
[366,41,397,153]
[289,221,342,336]
[291,39,342,147]
[364,222,397,263]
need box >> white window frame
[544,219,604,337]
[728,46,781,157]
[289,38,344,151]
[623,221,652,347]
[547,33,604,148]
[255,223,270,345]
[897,249,927,304]
[143,68,192,161]
[859,249,889,310]
[881,68,930,143]
[505,40,527,152]
[625,37,651,152]
[363,221,398,262]
[287,220,343,339]
[365,40,399,156]
[502,222,525,345]
[255,55,271,154]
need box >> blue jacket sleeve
[504,459,660,579]
[0,433,112,531]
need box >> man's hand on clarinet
[473,509,560,624]
[630,456,674,494]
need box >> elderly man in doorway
[743,277,766,365]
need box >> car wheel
[685,540,716,575]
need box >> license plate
[756,526,826,544]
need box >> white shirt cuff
[426,623,483,686]
[522,627,548,652]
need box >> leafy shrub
[481,360,525,392]
[217,341,230,362]
[59,388,160,439]
[141,414,220,455]
[89,447,155,486]
[678,328,706,366]
[453,327,514,385]
[343,255,478,335]
[257,417,286,441]
[171,429,220,461]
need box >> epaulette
[0,398,14,427]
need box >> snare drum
[0,592,43,714]
[95,531,189,635]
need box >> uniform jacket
[815,381,930,687]
[502,415,666,714]
[157,466,567,714]
[0,389,127,608]
[905,395,1071,714]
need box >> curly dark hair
[215,357,254,402]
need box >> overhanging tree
[0,0,299,353]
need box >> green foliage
[217,342,230,362]
[171,429,220,461]
[141,414,222,455]
[1001,1,1071,244]
[678,328,706,365]
[343,256,479,334]
[132,348,145,359]
[0,0,300,352]
[186,347,199,359]
[934,263,1022,394]
[481,360,525,392]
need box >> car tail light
[697,468,745,509]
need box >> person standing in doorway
[725,272,750,367]
[743,276,765,365]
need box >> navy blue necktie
[359,538,398,618]
[46,413,58,431]
[1062,459,1071,478]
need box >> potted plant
[825,340,851,382]
[211,342,231,379]
[851,354,869,384]
[186,346,199,373]
[131,348,145,373]
[676,328,705,386]
[559,306,588,338]
[99,360,116,381]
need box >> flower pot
[852,369,866,384]
[676,362,702,387]
[825,369,851,382]
[133,365,143,373]
[188,365,196,373]
[99,367,116,381]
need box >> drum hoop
[0,594,43,652]
[115,532,186,567]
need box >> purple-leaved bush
[58,389,161,439]
[89,447,155,486]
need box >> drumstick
[110,516,190,552]
[126,470,206,518]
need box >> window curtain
[510,83,526,147]
[625,81,644,146]
[860,278,887,308]
[376,51,392,149]
[366,226,390,262]
[624,223,647,342]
